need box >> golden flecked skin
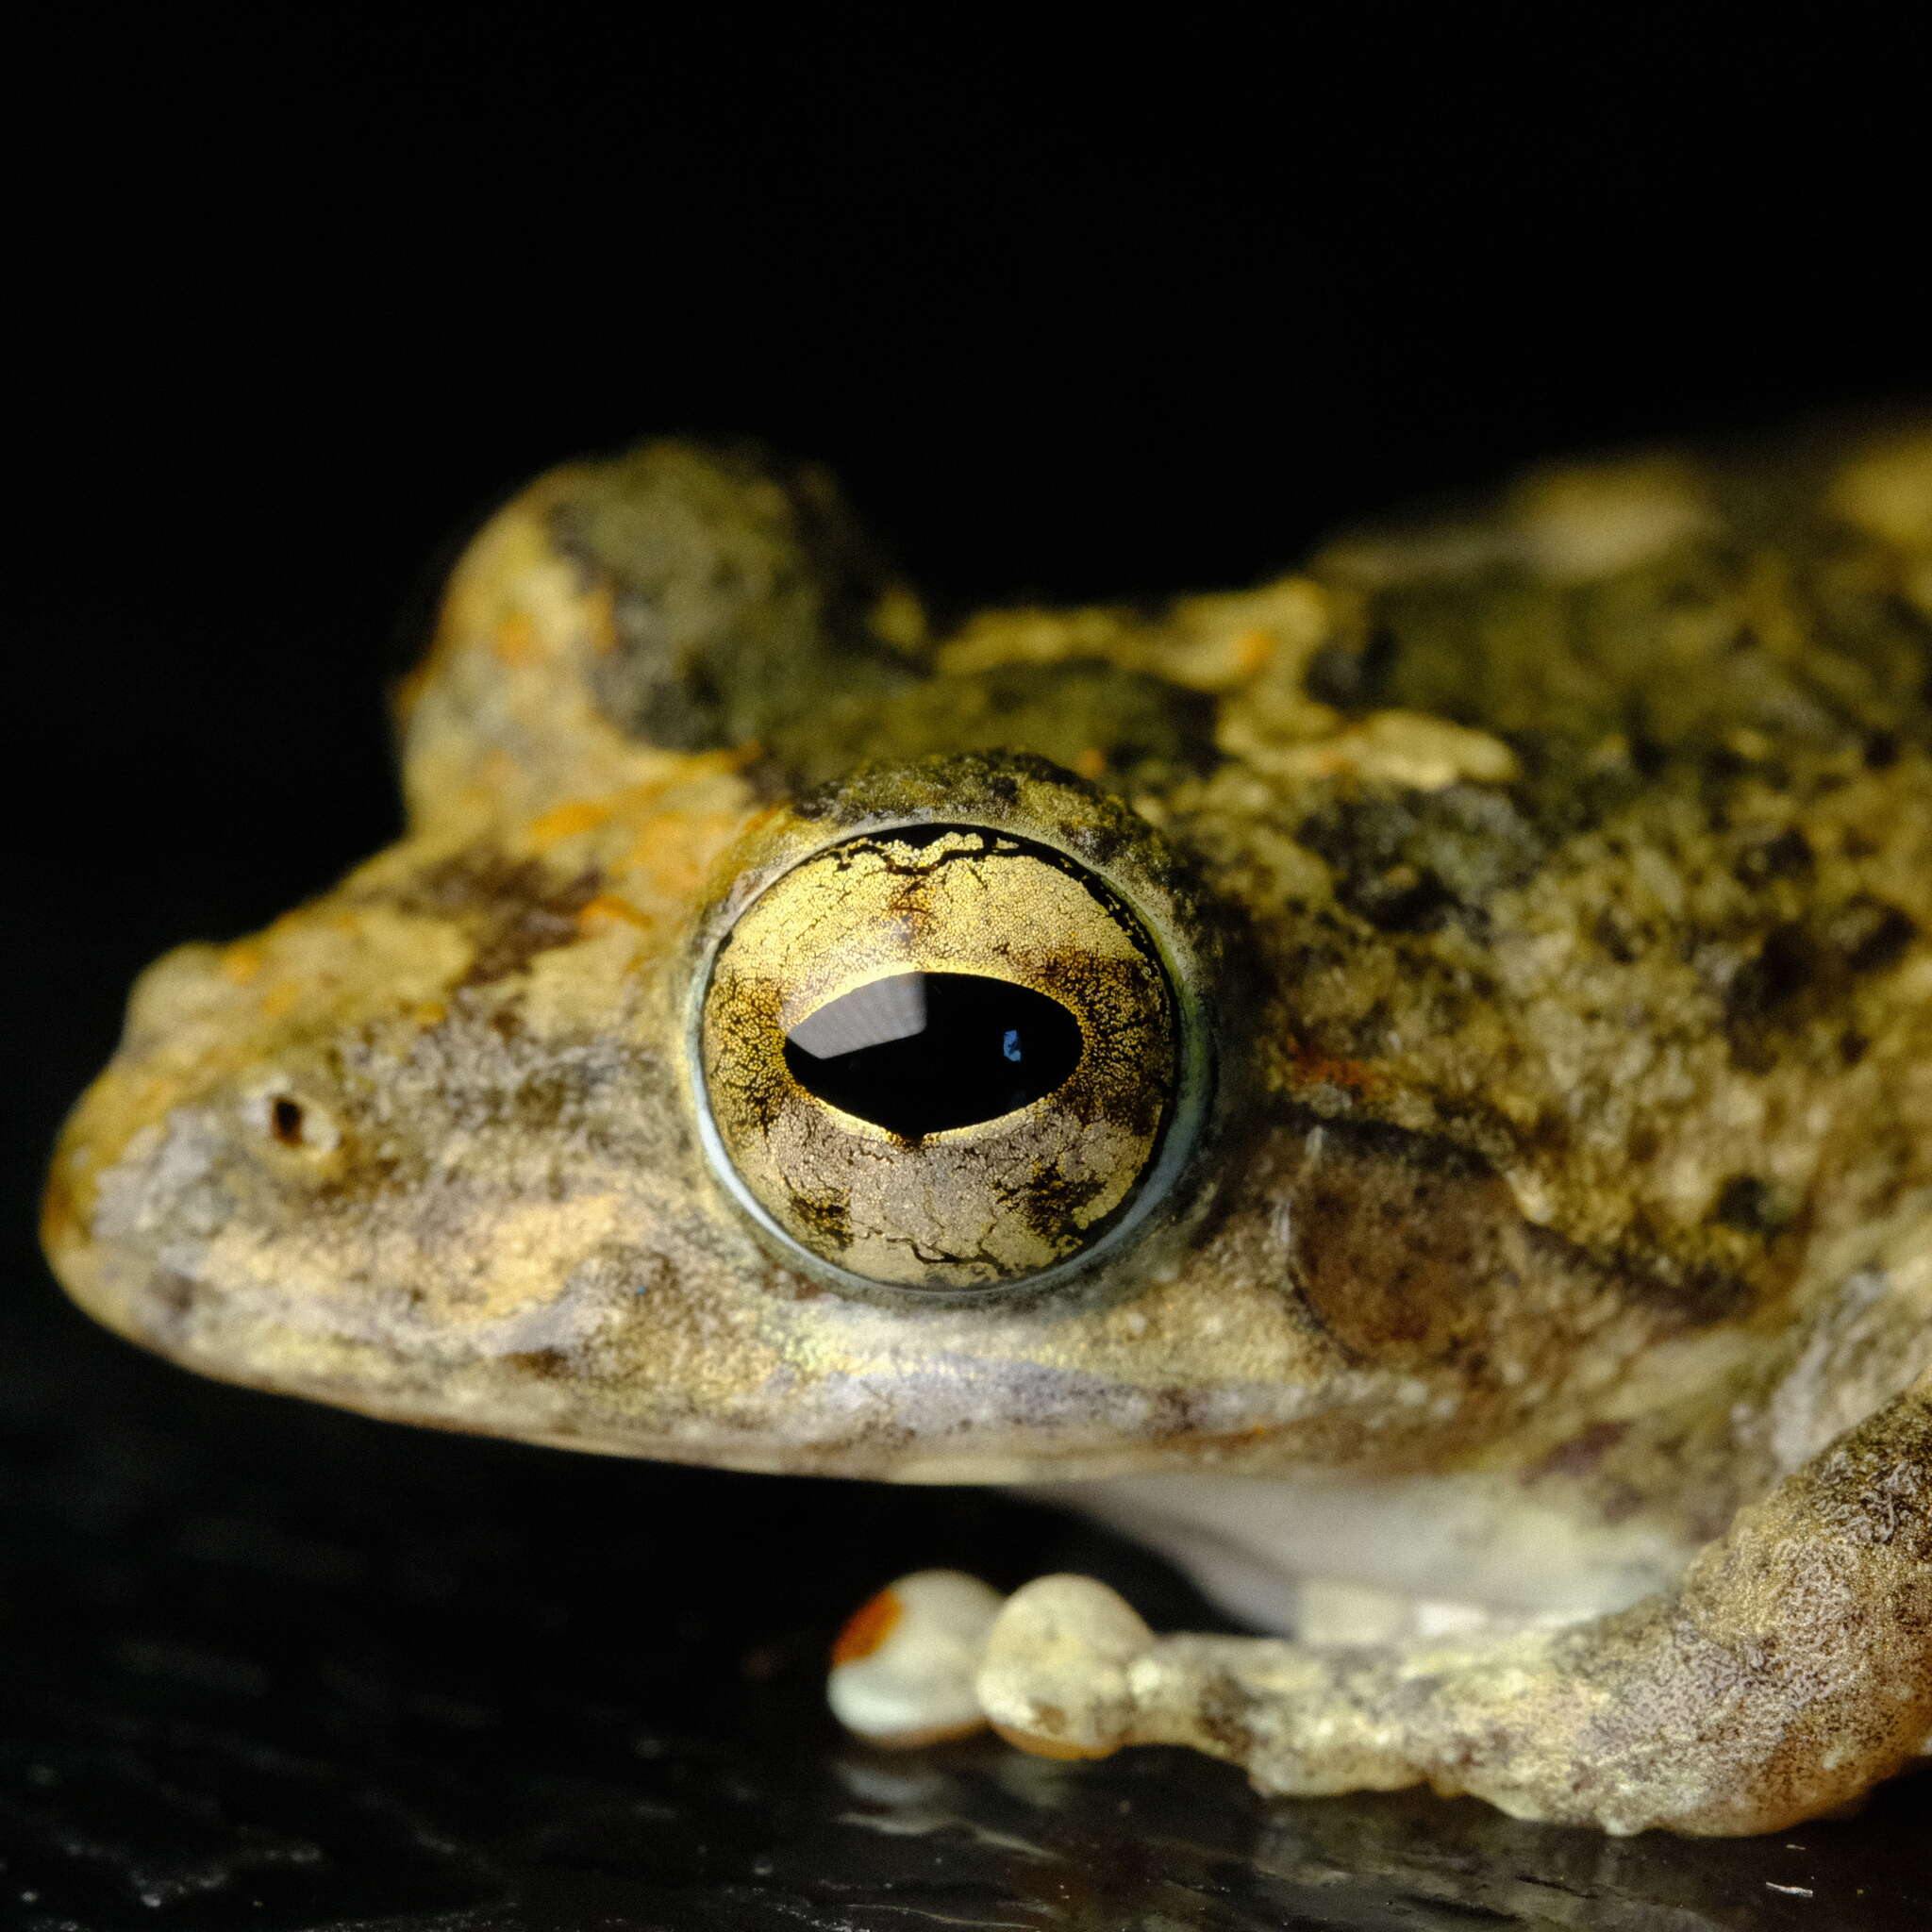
[42,421,1932,1833]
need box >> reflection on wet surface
[1,1303,1925,1930]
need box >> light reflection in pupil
[783,972,1083,1139]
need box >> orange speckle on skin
[219,941,266,986]
[259,980,303,1021]
[525,797,613,848]
[1074,746,1108,781]
[1230,626,1277,678]
[576,892,650,933]
[739,800,790,840]
[831,1588,904,1666]
[410,1000,447,1028]
[1287,1041,1382,1095]
[625,810,745,898]
[492,610,539,665]
[561,750,757,836]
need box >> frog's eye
[695,824,1185,1293]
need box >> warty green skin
[43,419,1932,1832]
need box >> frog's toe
[975,1574,1155,1761]
[827,1570,1002,1749]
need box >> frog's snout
[43,1056,339,1357]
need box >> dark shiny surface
[2,1280,1927,1930]
[785,972,1085,1138]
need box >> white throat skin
[1020,1469,1695,1641]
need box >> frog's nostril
[245,1085,342,1158]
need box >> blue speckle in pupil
[784,973,1082,1140]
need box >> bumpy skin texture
[43,421,1932,1833]
[980,1374,1932,1835]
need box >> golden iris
[697,824,1177,1291]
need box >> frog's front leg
[969,1374,1931,1836]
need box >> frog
[42,416,1932,1837]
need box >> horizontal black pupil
[784,972,1082,1138]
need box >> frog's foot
[974,1375,1932,1836]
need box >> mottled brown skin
[43,421,1932,1832]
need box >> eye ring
[686,802,1214,1302]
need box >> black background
[6,7,1930,1926]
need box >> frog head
[45,436,1929,1487]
